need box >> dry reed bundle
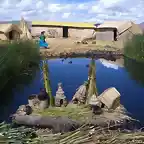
[36,122,144,144]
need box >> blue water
[1,58,144,124]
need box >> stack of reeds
[1,121,144,144]
[0,122,37,143]
[19,17,32,40]
[36,123,144,144]
[86,58,98,104]
[42,60,54,106]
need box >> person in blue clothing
[39,31,49,48]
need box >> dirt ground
[40,38,123,57]
[45,38,122,51]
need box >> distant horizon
[0,20,143,24]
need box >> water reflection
[124,57,144,86]
[0,66,38,122]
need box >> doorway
[8,30,13,40]
[63,26,68,38]
[60,99,63,106]
[113,29,117,41]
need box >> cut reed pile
[36,123,144,144]
[32,104,144,143]
[1,120,143,143]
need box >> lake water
[0,58,144,125]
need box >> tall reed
[86,59,98,104]
[42,60,54,106]
[0,40,40,91]
[124,34,144,62]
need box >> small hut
[0,24,22,40]
[89,94,102,114]
[89,94,101,107]
[98,87,120,110]
[19,17,32,40]
[72,81,88,104]
[55,83,67,107]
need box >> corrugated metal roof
[32,21,95,28]
[97,21,133,34]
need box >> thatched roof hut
[94,21,143,48]
[89,94,101,107]
[55,83,67,107]
[98,87,120,110]
[0,24,22,40]
[19,17,32,40]
[72,82,87,104]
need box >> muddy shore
[40,48,123,60]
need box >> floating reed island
[12,59,138,131]
[11,58,141,144]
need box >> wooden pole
[86,58,98,104]
[42,60,54,106]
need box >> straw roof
[97,21,133,34]
[0,24,22,34]
[98,87,120,109]
[55,83,66,99]
[72,84,87,102]
[19,17,32,39]
[89,94,101,107]
[32,21,95,28]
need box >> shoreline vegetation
[40,48,123,61]
[0,40,40,91]
[124,34,144,62]
[39,34,144,63]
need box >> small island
[12,59,137,143]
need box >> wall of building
[31,26,63,37]
[0,32,7,40]
[68,28,94,39]
[117,24,143,48]
[95,30,114,41]
[31,25,95,39]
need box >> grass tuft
[124,34,144,61]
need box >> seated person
[39,31,49,48]
[38,88,48,100]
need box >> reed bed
[124,34,144,62]
[35,123,144,144]
[0,40,40,91]
[1,121,144,144]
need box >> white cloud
[99,59,119,70]
[36,1,44,9]
[77,4,88,10]
[0,0,143,23]
[62,12,71,18]
[48,4,62,13]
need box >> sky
[0,0,144,23]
